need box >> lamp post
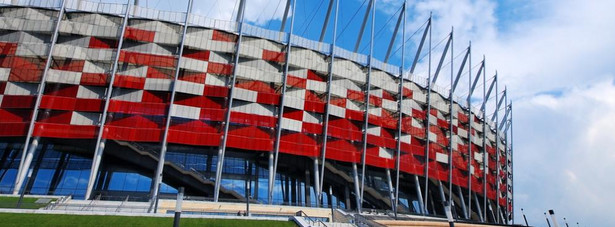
[173,187,184,227]
[544,212,552,227]
[246,180,251,217]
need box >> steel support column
[386,169,395,210]
[358,0,376,213]
[270,0,297,204]
[393,0,406,219]
[474,192,485,222]
[443,29,454,216]
[213,1,247,202]
[84,0,131,200]
[438,180,446,213]
[318,0,339,205]
[422,13,433,216]
[510,104,514,224]
[465,42,473,220]
[414,175,425,214]
[13,0,67,195]
[313,158,321,206]
[457,186,468,219]
[352,163,361,211]
[482,63,489,222]
[150,0,193,210]
[494,77,500,224]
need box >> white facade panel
[4,82,37,95]
[378,148,394,159]
[46,69,81,85]
[381,99,397,112]
[171,104,201,120]
[233,87,257,102]
[281,117,302,132]
[144,78,172,91]
[328,104,345,118]
[436,152,449,164]
[112,90,143,102]
[302,111,322,124]
[179,57,207,72]
[231,102,276,116]
[175,80,204,96]
[367,126,381,136]
[76,86,105,99]
[204,74,227,87]
[70,111,99,125]
[0,68,9,81]
[306,80,326,93]
[284,96,305,110]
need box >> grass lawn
[0,213,298,227]
[0,196,55,209]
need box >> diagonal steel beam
[451,47,470,92]
[359,0,376,213]
[318,0,340,206]
[410,18,431,74]
[270,0,297,204]
[354,0,374,53]
[469,59,484,96]
[13,0,67,196]
[214,0,247,202]
[384,4,405,63]
[319,0,334,43]
[431,33,452,84]
[150,0,193,212]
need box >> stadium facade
[0,0,514,224]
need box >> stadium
[0,0,513,225]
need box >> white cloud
[193,0,288,26]
[515,78,615,226]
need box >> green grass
[0,196,55,209]
[0,213,298,227]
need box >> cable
[415,33,450,64]
[390,19,428,57]
[358,6,402,53]
[336,0,368,42]
[301,0,326,36]
[206,0,220,18]
[267,0,283,29]
[231,0,239,21]
[255,0,273,23]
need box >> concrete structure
[0,0,513,225]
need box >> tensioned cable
[267,0,283,29]
[231,0,239,21]
[358,6,402,53]
[255,0,273,24]
[438,46,470,71]
[206,0,220,18]
[390,19,428,58]
[301,0,326,36]
[336,0,368,42]
[415,33,450,64]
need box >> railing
[0,0,62,8]
[296,210,330,227]
[353,213,386,227]
[65,0,126,15]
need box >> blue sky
[110,0,615,225]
